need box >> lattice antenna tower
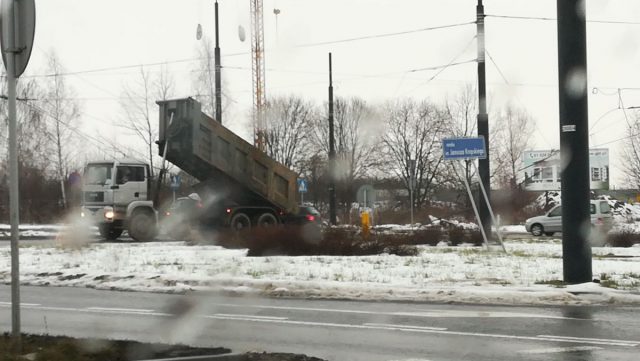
[250,0,266,150]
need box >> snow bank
[1,238,638,306]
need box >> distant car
[287,205,323,226]
[162,195,204,239]
[525,200,613,237]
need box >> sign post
[442,137,506,252]
[297,179,307,204]
[170,175,181,202]
[1,0,36,345]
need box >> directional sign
[442,137,486,160]
[297,179,307,193]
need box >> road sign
[1,0,36,77]
[297,179,307,193]
[442,137,486,160]
[170,175,181,190]
[356,184,376,208]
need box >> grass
[0,334,230,361]
[534,279,567,288]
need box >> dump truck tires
[256,213,278,227]
[128,209,157,242]
[230,213,251,231]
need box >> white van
[525,200,613,237]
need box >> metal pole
[557,0,592,283]
[6,0,21,342]
[458,162,489,250]
[409,159,415,225]
[214,0,222,123]
[472,162,507,253]
[328,53,337,225]
[476,0,491,240]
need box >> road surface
[0,285,638,360]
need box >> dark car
[287,206,322,226]
[162,195,205,240]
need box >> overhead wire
[486,14,640,25]
[485,48,554,149]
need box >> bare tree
[492,104,536,189]
[310,97,382,212]
[191,35,231,119]
[442,85,479,189]
[119,66,174,177]
[40,52,81,208]
[262,95,316,172]
[381,99,447,208]
[621,110,640,188]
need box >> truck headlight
[104,206,114,219]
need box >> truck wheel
[230,213,251,231]
[256,213,278,228]
[99,224,123,240]
[128,210,157,242]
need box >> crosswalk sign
[297,179,307,193]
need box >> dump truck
[157,97,299,231]
[80,97,298,241]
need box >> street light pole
[476,0,491,240]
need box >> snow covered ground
[1,234,638,306]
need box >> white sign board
[520,148,609,191]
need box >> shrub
[207,226,419,257]
[606,231,640,247]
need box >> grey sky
[16,0,640,186]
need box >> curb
[138,353,246,361]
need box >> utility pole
[476,0,491,240]
[328,53,337,225]
[214,0,222,123]
[557,0,592,283]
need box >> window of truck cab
[84,163,113,185]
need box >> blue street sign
[170,175,181,190]
[442,137,487,160]
[297,179,308,193]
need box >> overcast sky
[12,0,640,186]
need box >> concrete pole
[557,0,592,283]
[476,0,492,240]
[328,53,337,225]
[214,0,222,123]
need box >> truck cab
[81,159,158,241]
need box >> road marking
[0,302,40,306]
[519,346,603,354]
[537,334,638,346]
[363,323,447,331]
[201,315,637,347]
[86,307,154,313]
[209,303,585,321]
[213,313,288,321]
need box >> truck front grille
[84,191,104,203]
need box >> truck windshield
[84,164,113,185]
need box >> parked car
[525,200,613,237]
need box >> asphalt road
[0,285,638,361]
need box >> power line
[485,47,554,149]
[12,21,475,79]
[402,36,477,96]
[486,14,640,25]
[294,21,476,48]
